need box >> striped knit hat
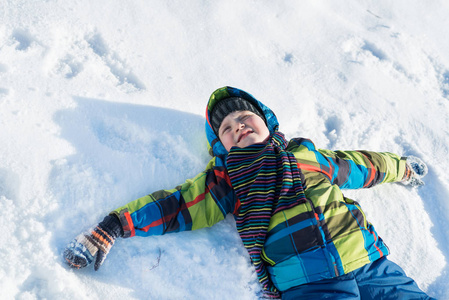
[210,97,266,135]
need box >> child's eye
[221,126,231,134]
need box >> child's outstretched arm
[315,149,408,189]
[315,149,428,189]
[111,160,237,238]
[64,157,237,270]
[293,139,427,189]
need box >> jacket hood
[205,86,279,158]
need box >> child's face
[218,110,270,151]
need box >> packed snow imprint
[85,32,146,92]
[440,70,449,99]
[0,168,20,201]
[42,29,146,92]
[57,54,84,79]
[11,29,36,51]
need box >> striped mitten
[402,156,428,187]
[64,215,123,271]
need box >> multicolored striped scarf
[226,131,307,298]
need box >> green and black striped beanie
[211,97,265,135]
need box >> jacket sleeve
[293,138,406,189]
[315,148,407,189]
[110,158,238,238]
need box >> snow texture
[1,1,448,299]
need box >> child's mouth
[238,131,253,143]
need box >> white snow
[1,1,449,299]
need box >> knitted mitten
[64,215,123,271]
[402,156,428,187]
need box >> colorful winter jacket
[112,86,406,292]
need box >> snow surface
[1,1,449,299]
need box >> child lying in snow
[64,86,431,299]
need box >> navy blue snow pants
[282,257,433,299]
